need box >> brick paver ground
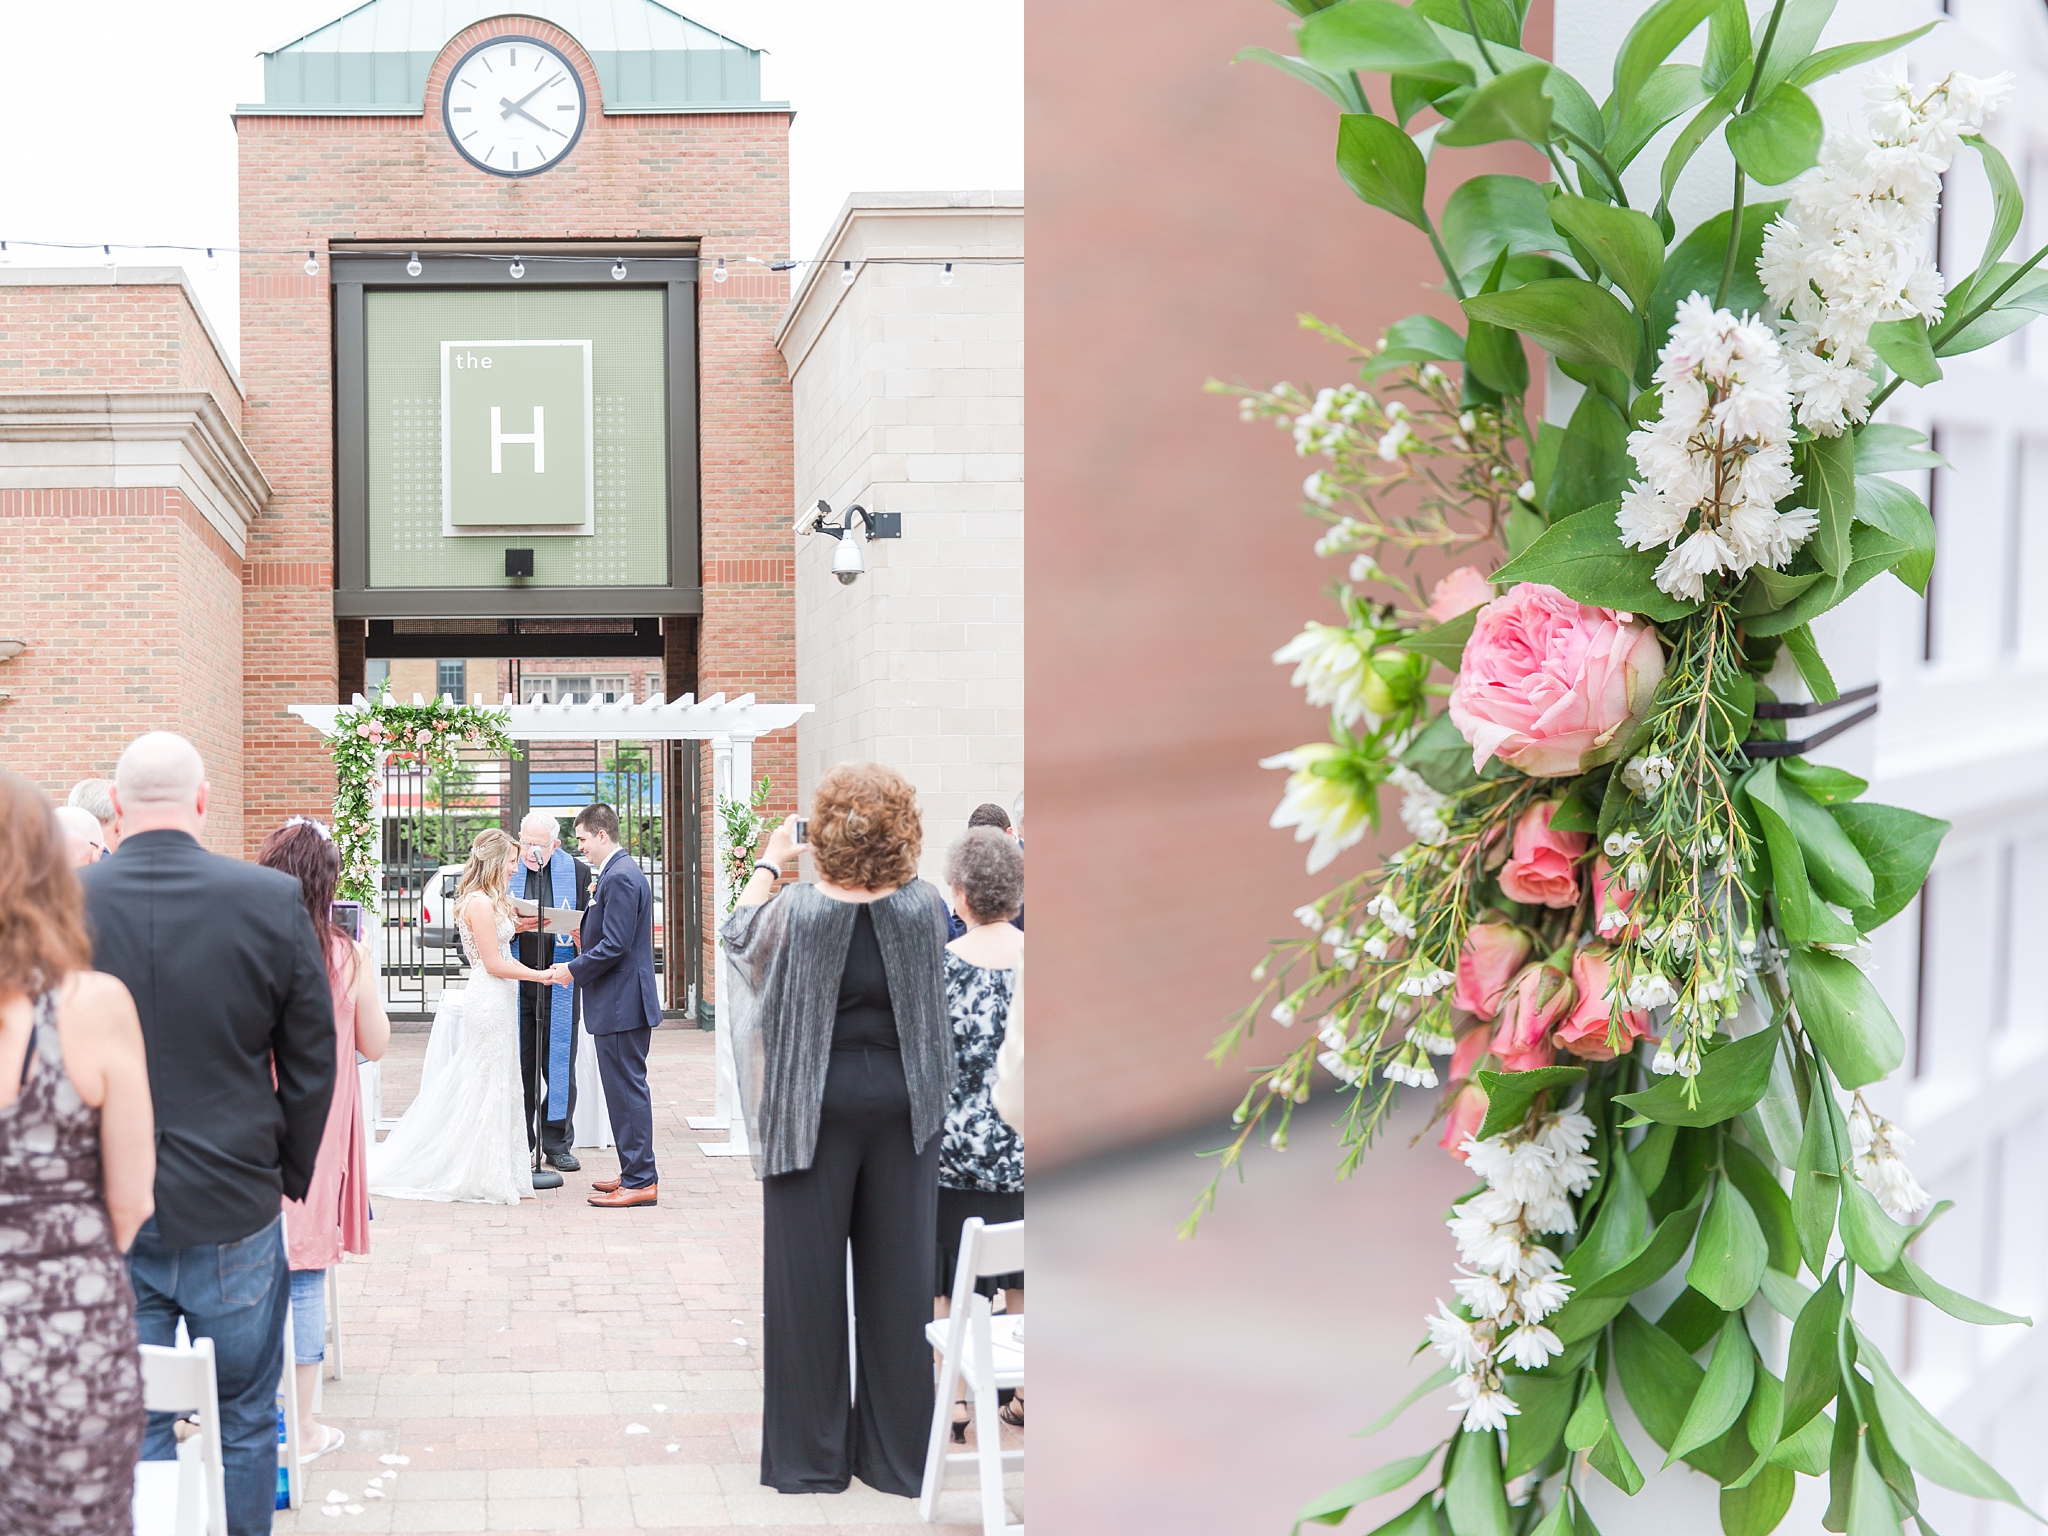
[276,1026,1012,1534]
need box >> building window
[519,674,628,703]
[438,659,467,698]
[365,659,390,696]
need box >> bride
[369,828,554,1204]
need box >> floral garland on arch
[328,686,519,907]
[1208,4,2047,1534]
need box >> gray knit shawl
[721,880,955,1179]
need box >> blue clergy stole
[514,848,578,1119]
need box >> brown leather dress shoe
[588,1183,657,1208]
[590,1176,624,1194]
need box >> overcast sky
[0,0,1022,369]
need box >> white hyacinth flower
[1453,1378,1522,1434]
[1272,621,1382,728]
[1496,1324,1564,1371]
[1262,744,1376,874]
[1426,1303,1488,1371]
[1848,1099,1932,1220]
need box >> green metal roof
[253,0,773,114]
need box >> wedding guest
[68,777,119,853]
[946,802,1023,937]
[934,827,1026,1437]
[81,732,335,1536]
[724,762,952,1498]
[0,771,155,1536]
[55,804,107,867]
[257,817,390,1463]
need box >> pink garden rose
[1555,944,1655,1062]
[1439,1083,1489,1161]
[1426,566,1495,624]
[1497,802,1588,908]
[1591,856,1640,939]
[1449,584,1666,777]
[1453,920,1533,1020]
[1490,961,1573,1072]
[1449,1024,1491,1083]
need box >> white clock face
[442,37,587,178]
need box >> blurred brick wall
[1027,0,1551,1166]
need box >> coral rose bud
[1453,920,1534,1021]
[1490,960,1574,1070]
[1497,802,1588,908]
[1448,1024,1491,1083]
[1555,944,1655,1062]
[1448,583,1666,777]
[1439,1082,1489,1161]
[1425,566,1495,624]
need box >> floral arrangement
[1211,3,2046,1533]
[328,682,518,907]
[717,774,774,915]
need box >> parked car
[417,864,466,950]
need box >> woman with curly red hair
[723,761,953,1500]
[0,770,155,1534]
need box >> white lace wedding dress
[368,904,529,1204]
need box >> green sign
[365,289,668,589]
[443,340,592,532]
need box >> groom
[556,802,662,1208]
[513,811,591,1173]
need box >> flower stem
[1458,0,1501,77]
[1868,235,2048,414]
[1714,0,1788,309]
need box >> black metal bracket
[807,501,902,540]
[1745,682,1879,758]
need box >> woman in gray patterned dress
[0,771,157,1534]
[935,827,1025,1433]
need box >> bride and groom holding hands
[369,802,663,1208]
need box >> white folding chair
[277,1304,303,1510]
[133,1338,228,1536]
[325,1256,345,1381]
[920,1217,1024,1535]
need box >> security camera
[832,533,865,585]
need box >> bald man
[81,731,335,1536]
[54,803,106,866]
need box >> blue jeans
[129,1215,289,1536]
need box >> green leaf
[1857,1331,2043,1518]
[1726,84,1823,185]
[1445,1419,1512,1536]
[1748,0,1839,106]
[1549,196,1666,311]
[1735,566,1821,618]
[1474,1065,1586,1141]
[1660,70,1748,209]
[1566,1140,1650,1288]
[1408,609,1480,671]
[1792,1097,1843,1279]
[1580,1182,1708,1299]
[1504,505,1546,555]
[1606,63,1708,171]
[1851,475,1934,596]
[1780,625,1837,705]
[1723,1465,1797,1536]
[1745,761,1857,946]
[1363,313,1469,377]
[1965,133,2024,284]
[1337,113,1432,230]
[1351,1492,1442,1536]
[1853,423,1945,474]
[1403,706,1482,795]
[1631,1120,1678,1193]
[1804,428,1857,581]
[1413,0,1523,48]
[1504,1372,1576,1479]
[1530,1498,1574,1536]
[1934,297,2047,357]
[1611,0,1721,123]
[1569,1374,1647,1494]
[1547,390,1633,519]
[1301,1,1477,85]
[1357,1362,1458,1435]
[1443,173,1570,273]
[1769,1408,1832,1475]
[1786,23,1937,89]
[1787,947,1905,1090]
[1702,0,1752,92]
[1847,1440,1901,1536]
[1615,1024,1781,1130]
[1868,317,1942,386]
[1614,1305,1705,1452]
[1487,502,1700,620]
[1723,1138,1798,1275]
[1464,280,1642,376]
[1235,48,1370,113]
[1837,1175,1913,1279]
[1668,1315,1756,1468]
[1781,1268,1843,1435]
[1648,201,1784,352]
[1830,801,1946,932]
[1783,778,1874,909]
[1757,1268,1813,1320]
[1466,245,1530,396]
[1743,521,1912,637]
[1658,1286,1726,1355]
[1438,61,1555,147]
[1779,758,1866,805]
[1864,1251,2033,1327]
[1689,1178,1770,1311]
[1294,1449,1440,1530]
[1392,72,1460,126]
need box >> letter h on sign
[491,405,545,473]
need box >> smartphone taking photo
[794,816,808,847]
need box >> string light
[406,251,422,277]
[304,251,319,276]
[942,262,953,286]
[0,242,9,265]
[611,259,627,281]
[205,248,218,271]
[713,256,727,283]
[840,260,854,286]
[508,258,525,279]
[102,245,115,267]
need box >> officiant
[514,810,591,1174]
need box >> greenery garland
[1210,2,2044,1533]
[328,685,520,907]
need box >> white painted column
[697,730,753,1156]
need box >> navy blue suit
[566,849,662,1188]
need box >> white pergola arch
[289,690,812,1157]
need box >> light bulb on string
[304,251,319,276]
[941,262,953,286]
[205,248,219,271]
[406,252,422,277]
[102,245,115,268]
[840,260,854,287]
[508,258,525,279]
[713,257,727,284]
[611,260,627,281]
[0,242,9,266]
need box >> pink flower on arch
[1448,584,1665,777]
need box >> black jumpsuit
[760,905,941,1496]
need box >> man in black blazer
[557,801,662,1207]
[81,732,335,1536]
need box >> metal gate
[375,737,701,1019]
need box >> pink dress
[283,935,369,1269]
